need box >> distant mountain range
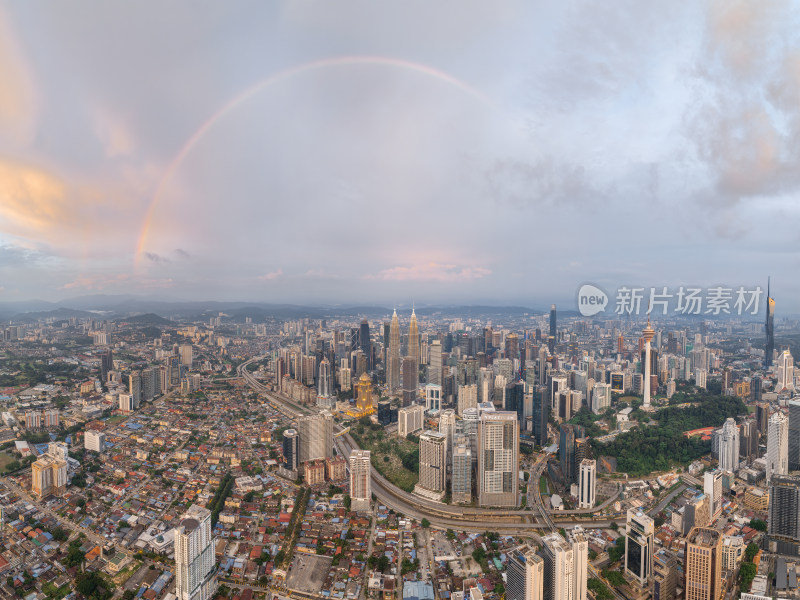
[0,294,558,323]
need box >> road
[239,359,627,533]
[648,483,687,517]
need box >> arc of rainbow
[134,55,490,271]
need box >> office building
[359,319,371,371]
[458,384,478,416]
[451,439,472,504]
[84,430,105,453]
[684,527,722,600]
[653,549,677,600]
[625,509,654,586]
[507,546,544,600]
[402,356,418,406]
[578,459,596,509]
[776,349,794,393]
[408,308,420,368]
[174,505,217,600]
[415,431,447,501]
[765,279,775,368]
[388,309,401,391]
[591,383,611,414]
[766,411,789,484]
[282,429,299,471]
[789,400,800,471]
[317,357,332,399]
[398,404,425,438]
[428,340,442,385]
[768,474,800,556]
[718,418,739,473]
[439,408,456,461]
[297,412,333,463]
[477,411,519,507]
[425,384,442,413]
[559,424,585,484]
[349,450,371,512]
[704,470,723,519]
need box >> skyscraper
[653,549,677,600]
[283,428,299,471]
[402,356,417,407]
[408,307,419,369]
[559,424,585,484]
[388,309,401,392]
[549,304,557,339]
[625,509,654,586]
[175,505,217,600]
[507,546,544,600]
[768,474,800,556]
[703,470,722,519]
[578,459,596,509]
[684,527,722,600]
[349,450,371,512]
[359,319,371,371]
[766,411,789,484]
[765,278,775,368]
[541,533,575,600]
[718,418,739,473]
[415,431,447,501]
[776,349,794,393]
[297,412,333,464]
[478,411,519,507]
[317,357,332,399]
[642,319,655,408]
[428,339,442,385]
[789,400,800,471]
[451,438,472,504]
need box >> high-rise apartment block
[349,450,371,512]
[297,411,333,464]
[768,474,800,556]
[578,459,596,509]
[766,411,789,484]
[174,505,217,600]
[415,431,447,501]
[477,411,519,507]
[84,430,106,453]
[507,546,544,600]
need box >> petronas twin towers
[387,307,419,392]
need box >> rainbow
[134,55,490,270]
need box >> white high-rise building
[766,411,789,484]
[567,527,588,600]
[642,320,655,408]
[415,431,447,501]
[718,418,740,473]
[478,411,519,508]
[590,383,611,415]
[174,505,217,600]
[507,546,544,600]
[439,409,457,462]
[776,349,795,393]
[578,459,596,509]
[317,357,332,399]
[425,384,442,413]
[349,450,371,512]
[84,430,106,453]
[398,404,425,438]
[541,533,575,600]
[703,470,723,519]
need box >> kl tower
[643,318,655,408]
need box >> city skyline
[1,2,800,304]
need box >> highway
[238,361,628,532]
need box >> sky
[1,1,799,309]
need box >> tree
[421,518,430,528]
[744,542,760,562]
[749,519,767,532]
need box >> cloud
[0,9,37,145]
[370,263,491,282]
[61,274,174,291]
[257,269,283,281]
[145,252,170,264]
